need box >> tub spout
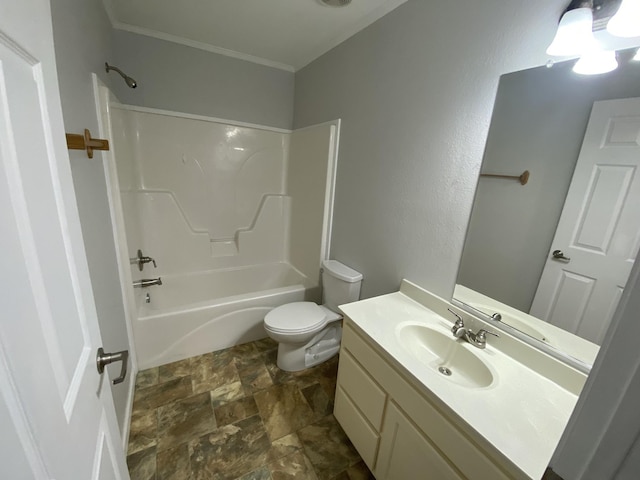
[133,277,162,288]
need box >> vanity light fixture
[547,1,596,56]
[607,0,640,37]
[572,48,619,73]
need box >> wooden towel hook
[66,128,109,159]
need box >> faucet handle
[448,308,466,338]
[477,329,499,340]
[447,308,464,326]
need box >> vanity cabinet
[376,400,461,480]
[335,317,522,480]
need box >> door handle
[552,249,571,262]
[96,348,129,385]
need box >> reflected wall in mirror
[455,48,640,368]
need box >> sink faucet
[447,309,499,349]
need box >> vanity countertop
[339,280,584,480]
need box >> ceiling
[103,0,409,72]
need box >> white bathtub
[134,263,306,369]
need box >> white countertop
[340,282,583,480]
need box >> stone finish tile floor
[127,338,374,480]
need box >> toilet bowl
[264,260,363,372]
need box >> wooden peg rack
[66,129,109,159]
[480,170,530,186]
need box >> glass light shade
[607,0,640,38]
[573,49,618,75]
[547,8,596,56]
[634,48,640,60]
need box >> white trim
[322,119,341,261]
[111,103,293,134]
[92,75,138,449]
[113,22,296,73]
[293,118,341,133]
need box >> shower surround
[106,103,338,369]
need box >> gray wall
[111,30,295,129]
[294,0,563,300]
[458,54,640,313]
[50,0,131,434]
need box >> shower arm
[105,62,137,88]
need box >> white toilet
[264,260,363,372]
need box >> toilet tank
[321,260,363,312]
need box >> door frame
[93,74,139,451]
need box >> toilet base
[276,324,342,372]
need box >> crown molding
[113,22,296,72]
[101,0,408,73]
[101,0,295,72]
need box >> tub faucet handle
[132,249,157,271]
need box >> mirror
[455,48,640,369]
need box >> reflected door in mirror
[531,98,640,344]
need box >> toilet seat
[264,302,328,335]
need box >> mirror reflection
[455,48,640,367]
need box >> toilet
[264,260,363,372]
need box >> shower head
[105,62,137,88]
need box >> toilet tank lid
[322,260,363,283]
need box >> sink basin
[396,323,495,389]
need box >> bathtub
[133,262,307,369]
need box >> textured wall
[50,0,132,434]
[459,56,640,313]
[111,30,295,129]
[294,0,566,300]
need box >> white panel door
[531,98,640,344]
[0,1,129,479]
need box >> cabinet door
[376,401,463,480]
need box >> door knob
[552,249,571,262]
[96,348,129,385]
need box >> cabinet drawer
[337,350,386,430]
[334,385,380,470]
